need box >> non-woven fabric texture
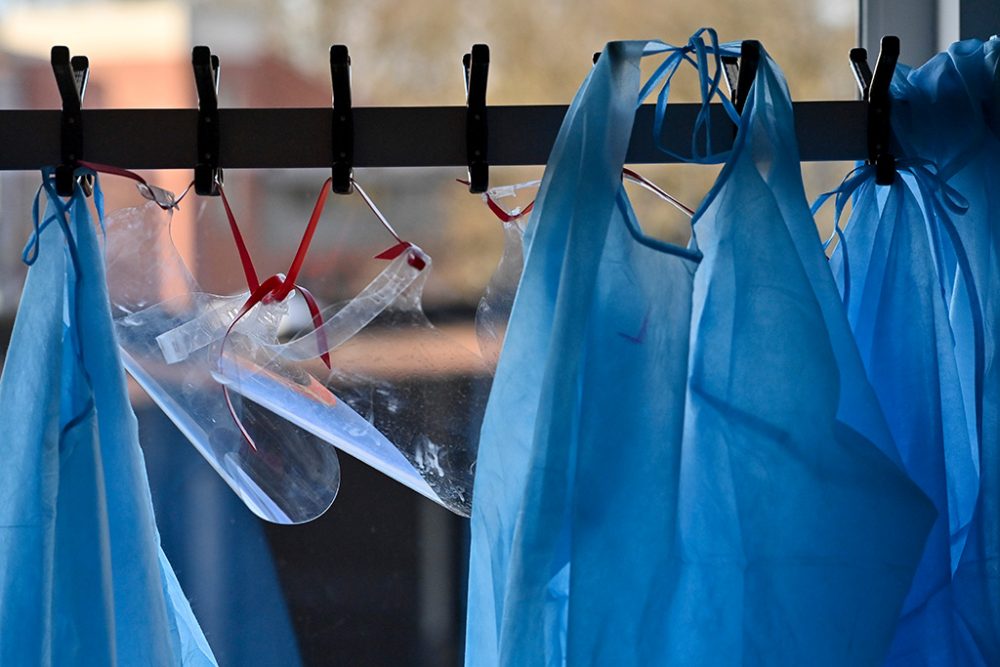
[0,170,217,666]
[885,37,1000,666]
[466,33,935,666]
[823,166,979,666]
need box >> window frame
[861,0,1000,65]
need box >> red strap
[622,167,695,217]
[216,182,334,369]
[485,194,534,222]
[272,178,332,301]
[374,240,411,260]
[456,177,536,222]
[77,162,263,309]
[77,160,178,210]
[220,274,288,452]
[90,165,340,452]
[217,183,262,292]
[215,182,333,452]
[374,240,426,270]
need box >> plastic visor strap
[217,176,421,452]
[484,193,534,223]
[215,178,337,452]
[454,178,539,222]
[47,165,337,454]
[217,183,262,292]
[214,179,332,362]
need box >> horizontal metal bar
[0,102,866,171]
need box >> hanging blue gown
[466,33,935,666]
[0,170,217,665]
[668,42,934,667]
[820,165,978,665]
[885,37,1000,666]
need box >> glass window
[0,2,860,664]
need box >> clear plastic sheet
[103,198,341,525]
[473,175,690,370]
[213,238,492,517]
[474,181,537,369]
[107,180,491,517]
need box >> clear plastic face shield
[104,176,491,519]
[473,179,538,369]
[104,195,342,524]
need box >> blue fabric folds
[466,34,935,666]
[0,170,217,666]
[816,38,1000,665]
[819,161,980,666]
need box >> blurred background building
[0,1,858,664]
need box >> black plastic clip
[850,39,899,184]
[733,41,760,116]
[193,46,222,196]
[867,36,899,185]
[463,44,489,194]
[330,45,354,195]
[721,54,740,103]
[51,46,90,197]
[721,41,760,142]
[849,47,874,97]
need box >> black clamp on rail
[733,41,761,116]
[51,46,90,197]
[851,36,900,185]
[330,44,354,194]
[193,46,222,196]
[722,52,741,103]
[463,44,490,194]
[849,46,874,97]
[721,40,761,124]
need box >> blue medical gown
[670,47,934,666]
[466,37,935,666]
[828,173,976,666]
[887,37,1000,665]
[467,40,700,666]
[0,176,217,666]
